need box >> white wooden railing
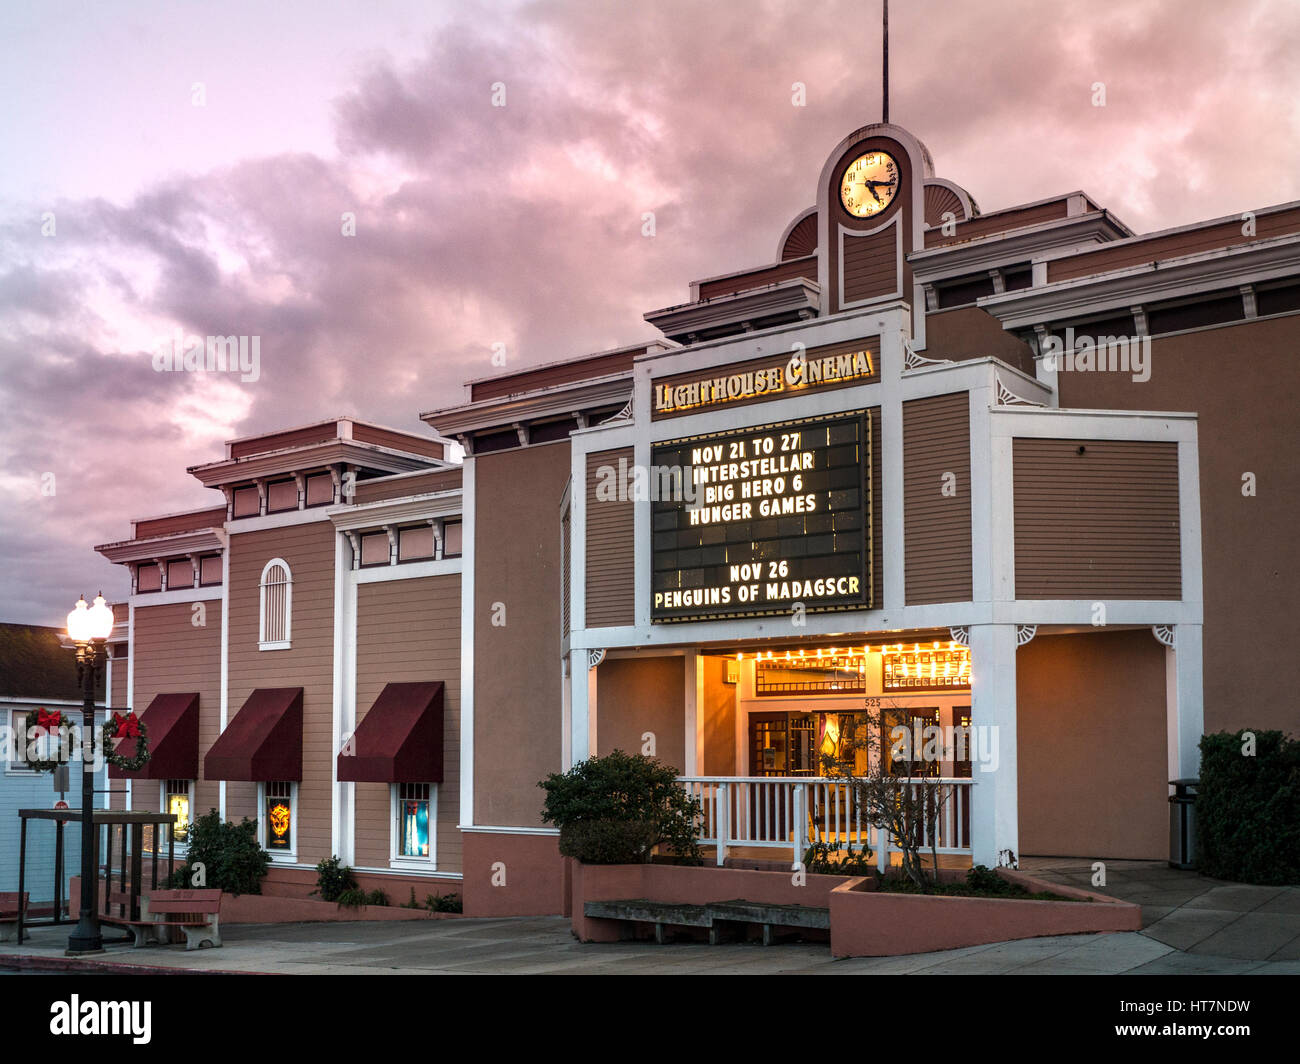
[678,776,973,870]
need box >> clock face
[840,150,900,218]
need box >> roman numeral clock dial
[840,150,899,217]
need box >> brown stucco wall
[595,656,686,774]
[700,657,737,776]
[1016,629,1168,860]
[473,443,570,827]
[924,306,1035,374]
[1054,315,1300,735]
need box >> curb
[0,953,265,976]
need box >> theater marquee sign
[651,411,872,623]
[651,342,876,419]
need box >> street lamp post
[65,592,114,954]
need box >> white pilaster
[569,652,591,765]
[1173,624,1204,779]
[879,328,906,610]
[968,622,1019,867]
[683,650,700,775]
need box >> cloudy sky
[2,0,1298,624]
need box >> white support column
[968,623,1019,867]
[878,328,906,610]
[331,530,352,864]
[687,652,704,776]
[570,651,592,765]
[1171,625,1204,779]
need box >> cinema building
[94,122,1299,916]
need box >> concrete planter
[570,861,1140,955]
[828,869,1140,957]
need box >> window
[360,532,390,567]
[266,478,299,513]
[232,484,260,518]
[136,563,161,593]
[304,472,334,507]
[199,554,223,586]
[397,525,434,562]
[164,779,192,842]
[261,781,296,855]
[393,783,434,863]
[167,558,194,590]
[441,520,463,558]
[259,558,292,649]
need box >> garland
[103,711,151,772]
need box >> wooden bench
[102,889,222,950]
[0,892,28,943]
[584,897,831,945]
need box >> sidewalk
[4,861,1297,975]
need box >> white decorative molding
[1016,624,1037,646]
[904,341,954,371]
[1153,625,1176,648]
[588,649,606,669]
[599,398,634,425]
[948,626,969,647]
[996,380,1037,407]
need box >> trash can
[1169,778,1198,869]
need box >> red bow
[113,712,140,739]
[36,708,62,730]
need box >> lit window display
[398,783,431,858]
[265,781,294,851]
[165,779,191,842]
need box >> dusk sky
[2,0,1297,624]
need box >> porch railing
[677,776,973,870]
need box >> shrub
[313,855,359,902]
[1198,730,1300,885]
[425,892,462,913]
[167,810,269,896]
[801,841,875,876]
[539,750,703,863]
[559,819,660,864]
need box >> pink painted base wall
[462,830,569,917]
[828,870,1140,957]
[571,862,852,942]
[569,864,1140,955]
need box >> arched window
[259,558,292,650]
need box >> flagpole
[882,0,890,124]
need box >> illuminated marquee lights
[882,641,972,691]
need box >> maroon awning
[337,682,444,784]
[109,693,200,780]
[204,688,303,781]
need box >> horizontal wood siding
[128,602,222,817]
[698,255,817,300]
[351,424,444,459]
[585,448,635,628]
[842,225,898,303]
[470,350,637,401]
[231,424,337,458]
[924,199,1070,248]
[903,394,972,604]
[133,507,227,539]
[226,521,335,858]
[353,467,462,503]
[1048,205,1300,282]
[1013,438,1181,599]
[353,575,461,875]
